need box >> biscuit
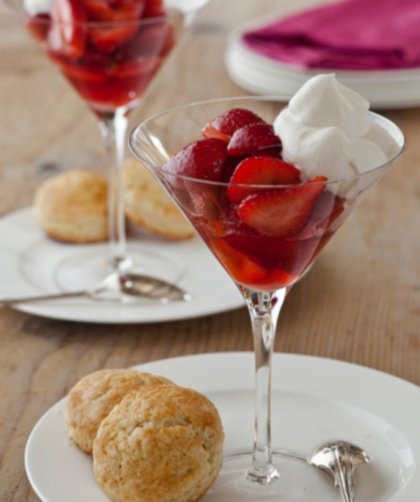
[66,369,173,454]
[123,158,195,240]
[35,169,108,243]
[93,385,224,502]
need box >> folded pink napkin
[243,0,420,70]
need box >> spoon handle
[332,446,355,502]
[0,290,88,307]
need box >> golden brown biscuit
[66,369,174,454]
[123,158,195,240]
[35,169,108,243]
[93,385,224,502]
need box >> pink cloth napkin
[243,0,420,70]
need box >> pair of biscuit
[35,161,194,244]
[66,369,224,502]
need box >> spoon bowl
[308,440,371,502]
[0,272,190,307]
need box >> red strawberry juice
[162,108,347,292]
[26,0,176,111]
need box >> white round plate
[226,18,420,109]
[0,207,244,323]
[26,352,420,502]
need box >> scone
[66,369,174,454]
[35,169,108,243]
[123,158,195,240]
[93,385,224,502]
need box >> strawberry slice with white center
[164,139,227,182]
[202,108,265,143]
[227,123,281,156]
[228,156,301,204]
[238,176,327,237]
[48,0,87,60]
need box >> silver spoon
[308,440,371,502]
[0,272,191,307]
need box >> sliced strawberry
[227,123,281,157]
[228,156,301,204]
[26,13,51,43]
[308,176,329,184]
[164,139,227,182]
[85,0,113,21]
[202,108,265,142]
[160,24,175,57]
[112,55,158,76]
[238,178,326,237]
[108,1,144,20]
[134,22,170,56]
[258,145,283,159]
[86,1,144,52]
[110,0,138,7]
[292,190,346,239]
[202,123,230,143]
[222,154,249,182]
[289,189,335,240]
[190,186,229,224]
[312,190,343,226]
[260,269,296,290]
[86,0,144,22]
[88,25,138,52]
[142,0,165,18]
[48,0,87,60]
[238,255,268,287]
[211,239,267,287]
[49,54,109,81]
[328,196,346,229]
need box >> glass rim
[3,0,184,27]
[129,95,406,189]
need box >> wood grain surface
[1,0,420,500]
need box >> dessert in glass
[6,0,200,293]
[130,75,405,500]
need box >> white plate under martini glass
[0,207,244,323]
[25,352,420,502]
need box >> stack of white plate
[225,20,420,109]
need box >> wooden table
[1,0,419,499]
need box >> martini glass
[130,96,405,501]
[6,0,204,295]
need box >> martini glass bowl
[130,96,405,501]
[5,0,204,295]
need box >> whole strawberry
[164,138,227,182]
[202,108,265,142]
[228,123,281,156]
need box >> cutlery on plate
[308,440,371,502]
[0,272,191,306]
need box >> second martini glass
[130,96,405,500]
[9,0,199,293]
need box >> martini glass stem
[242,287,286,485]
[99,107,131,273]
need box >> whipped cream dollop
[273,74,399,192]
[24,0,51,16]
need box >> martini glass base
[205,448,336,502]
[52,245,187,301]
